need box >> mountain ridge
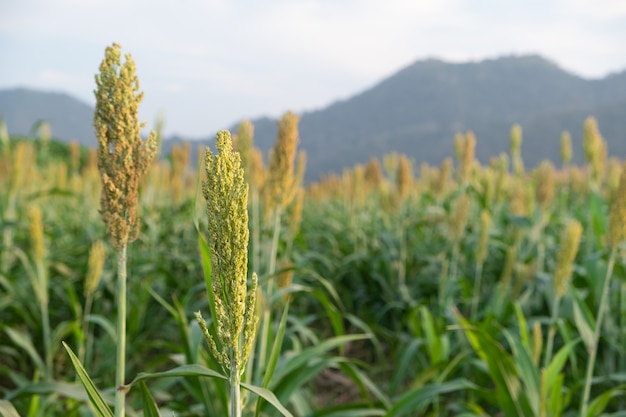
[1,54,625,180]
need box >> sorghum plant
[195,130,258,417]
[93,42,157,417]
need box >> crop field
[1,44,626,417]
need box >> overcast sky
[1,0,626,138]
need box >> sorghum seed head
[609,162,626,249]
[560,131,572,166]
[553,220,583,298]
[94,42,157,249]
[84,240,106,297]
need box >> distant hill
[0,88,96,146]
[2,55,626,180]
[235,55,626,180]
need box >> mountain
[235,55,626,180]
[2,55,626,180]
[0,88,96,146]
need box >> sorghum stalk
[442,194,469,310]
[94,42,157,417]
[80,240,106,365]
[195,130,258,417]
[257,112,299,382]
[28,204,52,380]
[581,163,626,416]
[544,220,582,368]
[471,210,490,319]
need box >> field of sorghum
[1,44,626,417]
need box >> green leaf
[384,378,476,417]
[261,302,290,388]
[273,334,370,382]
[514,303,529,349]
[420,306,445,364]
[502,328,539,415]
[139,381,162,417]
[311,288,346,339]
[129,364,228,386]
[62,342,114,417]
[390,338,422,396]
[338,361,391,409]
[85,314,117,342]
[128,364,293,417]
[241,381,294,417]
[4,328,46,377]
[255,302,291,417]
[4,381,112,403]
[546,372,565,416]
[585,384,626,417]
[544,340,578,393]
[573,296,595,352]
[0,400,21,417]
[453,310,531,417]
[311,404,386,417]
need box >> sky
[1,0,626,138]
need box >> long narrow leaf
[273,334,370,381]
[544,340,578,392]
[453,310,531,417]
[255,302,291,417]
[420,306,444,364]
[4,328,46,376]
[241,381,294,417]
[0,400,21,417]
[62,342,114,417]
[261,302,290,388]
[385,378,476,417]
[502,328,539,415]
[573,296,595,352]
[585,384,626,417]
[5,381,112,403]
[139,381,162,417]
[128,365,293,417]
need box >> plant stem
[256,208,282,384]
[114,245,127,417]
[470,261,484,320]
[230,357,241,417]
[1,196,16,274]
[34,256,51,381]
[79,294,95,366]
[397,224,411,305]
[251,188,260,277]
[580,247,617,417]
[268,208,282,279]
[41,298,52,380]
[543,296,560,369]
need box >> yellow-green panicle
[554,220,583,298]
[198,130,258,374]
[609,162,626,249]
[94,43,157,249]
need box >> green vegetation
[2,45,626,416]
